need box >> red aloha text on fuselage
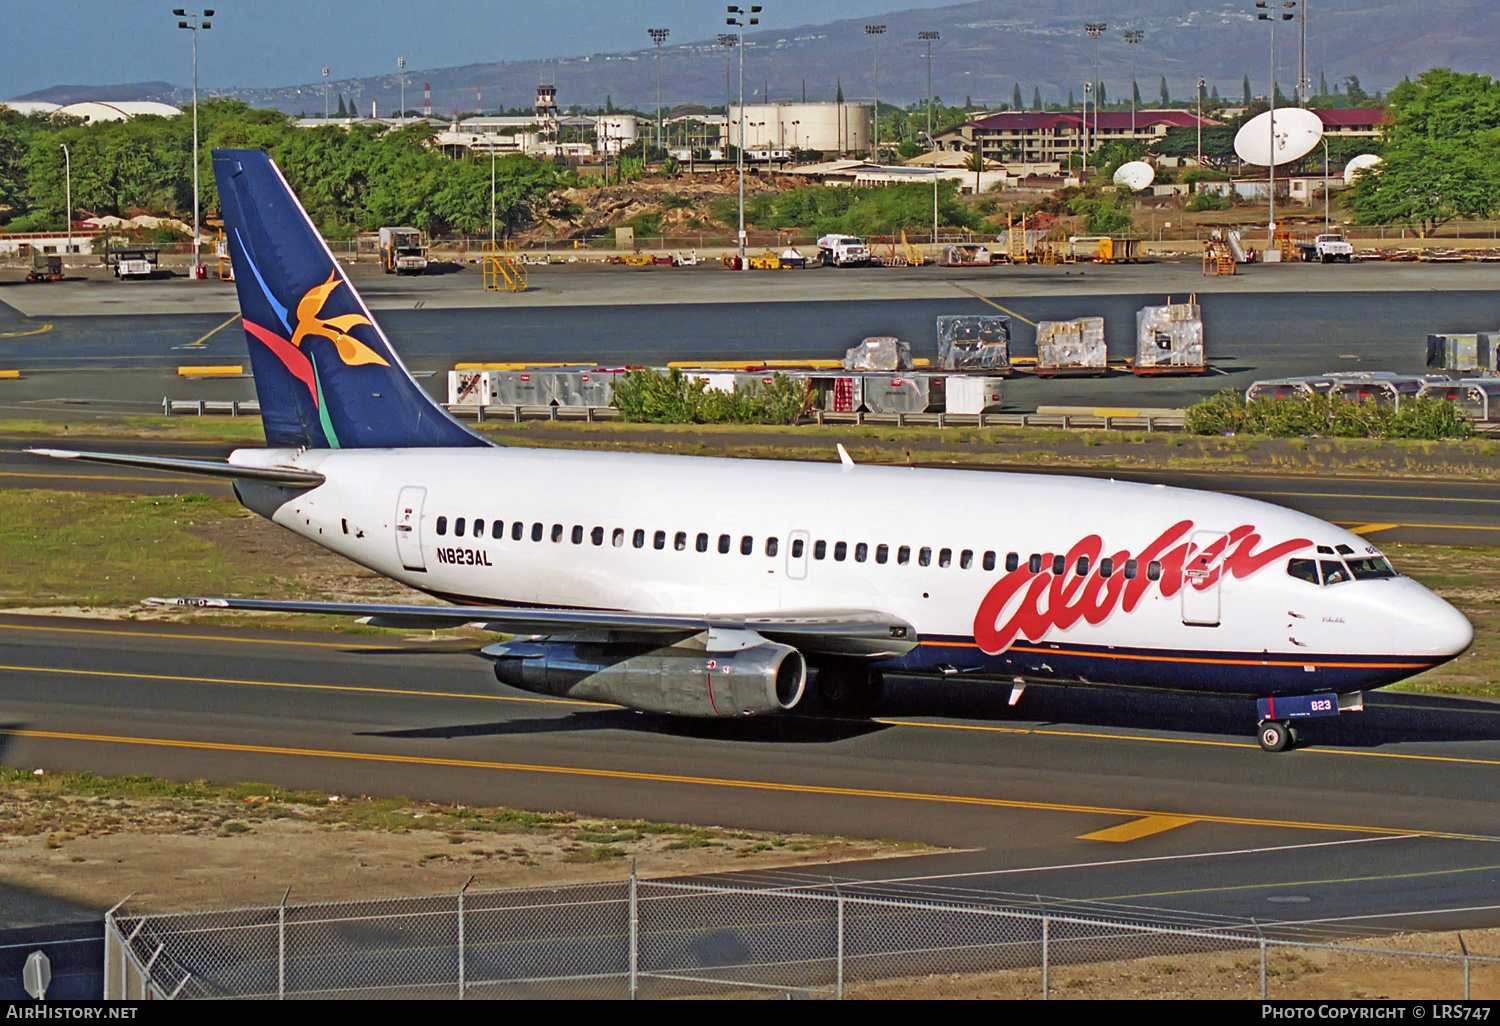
[972,520,1311,655]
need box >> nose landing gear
[1255,691,1360,752]
[1257,720,1298,752]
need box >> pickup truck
[816,234,871,267]
[1297,233,1354,263]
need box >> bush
[612,369,810,425]
[1184,389,1472,440]
[1184,191,1231,212]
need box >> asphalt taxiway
[3,614,1500,934]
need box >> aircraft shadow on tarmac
[875,677,1500,751]
[359,708,887,744]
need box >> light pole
[174,9,212,277]
[1085,23,1106,149]
[490,144,497,244]
[397,57,405,122]
[59,144,71,260]
[1196,76,1206,166]
[1322,136,1329,230]
[648,28,669,156]
[1298,0,1309,102]
[322,67,330,119]
[1082,82,1091,177]
[1256,1,1296,246]
[865,24,885,160]
[922,132,939,246]
[726,6,761,265]
[919,31,940,147]
[1124,29,1144,143]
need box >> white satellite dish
[1343,153,1383,186]
[1233,107,1324,166]
[1113,160,1156,190]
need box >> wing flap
[146,598,918,657]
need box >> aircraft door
[1181,530,1222,627]
[395,486,427,572]
[786,530,810,581]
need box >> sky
[6,0,968,99]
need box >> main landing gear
[812,660,884,718]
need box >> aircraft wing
[145,597,918,658]
[26,449,325,487]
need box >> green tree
[1032,86,1042,111]
[336,94,346,117]
[1160,76,1170,104]
[1012,83,1022,109]
[1242,75,1252,105]
[1345,75,1368,105]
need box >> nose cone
[1389,580,1473,661]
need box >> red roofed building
[933,109,1219,163]
[1313,108,1387,139]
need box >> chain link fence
[103,877,1500,1000]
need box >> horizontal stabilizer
[27,449,326,487]
[146,598,918,658]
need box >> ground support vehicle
[1297,233,1354,263]
[816,234,872,267]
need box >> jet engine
[484,637,807,717]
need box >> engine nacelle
[485,638,807,717]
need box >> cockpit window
[1320,560,1350,586]
[1286,558,1319,585]
[1347,556,1397,580]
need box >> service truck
[816,234,872,267]
[1297,233,1354,263]
[106,247,160,280]
[379,227,429,275]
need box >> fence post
[1252,918,1266,1000]
[1041,916,1049,1000]
[458,875,472,999]
[628,863,639,1001]
[833,882,845,1000]
[278,886,290,1000]
[1460,933,1470,1000]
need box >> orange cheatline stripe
[919,638,1434,671]
[2,727,1493,841]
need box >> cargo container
[945,376,1005,415]
[862,374,941,414]
[1329,375,1429,409]
[937,315,1011,374]
[1418,379,1500,422]
[1134,300,1206,375]
[1035,317,1107,376]
[1426,332,1500,374]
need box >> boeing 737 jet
[30,150,1473,752]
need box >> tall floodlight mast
[648,28,670,155]
[1256,0,1296,244]
[726,6,761,266]
[174,9,213,277]
[865,24,886,160]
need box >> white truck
[379,227,429,275]
[1298,232,1354,263]
[816,234,871,267]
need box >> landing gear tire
[813,662,884,718]
[1258,720,1291,752]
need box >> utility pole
[919,30,939,146]
[648,28,669,155]
[1257,1,1296,247]
[398,56,406,122]
[1082,82,1091,177]
[865,24,885,160]
[1197,76,1206,167]
[1085,23,1106,153]
[1124,29,1144,143]
[1298,0,1309,102]
[726,7,761,266]
[173,9,212,277]
[322,67,329,119]
[59,144,71,260]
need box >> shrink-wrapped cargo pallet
[1035,317,1107,376]
[1134,301,1206,375]
[937,315,1011,374]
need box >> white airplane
[30,150,1473,752]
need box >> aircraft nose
[1392,583,1473,659]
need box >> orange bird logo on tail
[290,272,389,367]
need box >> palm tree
[964,150,986,196]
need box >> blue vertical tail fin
[212,149,487,450]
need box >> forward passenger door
[395,486,427,572]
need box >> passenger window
[513,521,524,541]
[855,542,868,563]
[492,521,504,540]
[876,544,889,564]
[612,528,625,547]
[551,524,563,543]
[1028,554,1042,574]
[814,540,827,560]
[436,516,448,536]
[675,531,687,551]
[960,550,973,569]
[1124,558,1138,579]
[765,537,779,557]
[473,519,484,537]
[633,529,645,548]
[1321,560,1350,586]
[828,541,843,561]
[455,518,466,538]
[593,526,605,546]
[696,532,708,552]
[1052,555,1065,575]
[938,548,951,568]
[1099,557,1114,579]
[1076,556,1089,577]
[791,539,804,558]
[898,546,911,565]
[718,534,731,554]
[741,535,753,555]
[531,523,544,542]
[1003,552,1016,572]
[919,547,932,567]
[1287,558,1319,585]
[1147,560,1162,581]
[655,530,667,550]
[983,551,996,572]
[571,525,584,544]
